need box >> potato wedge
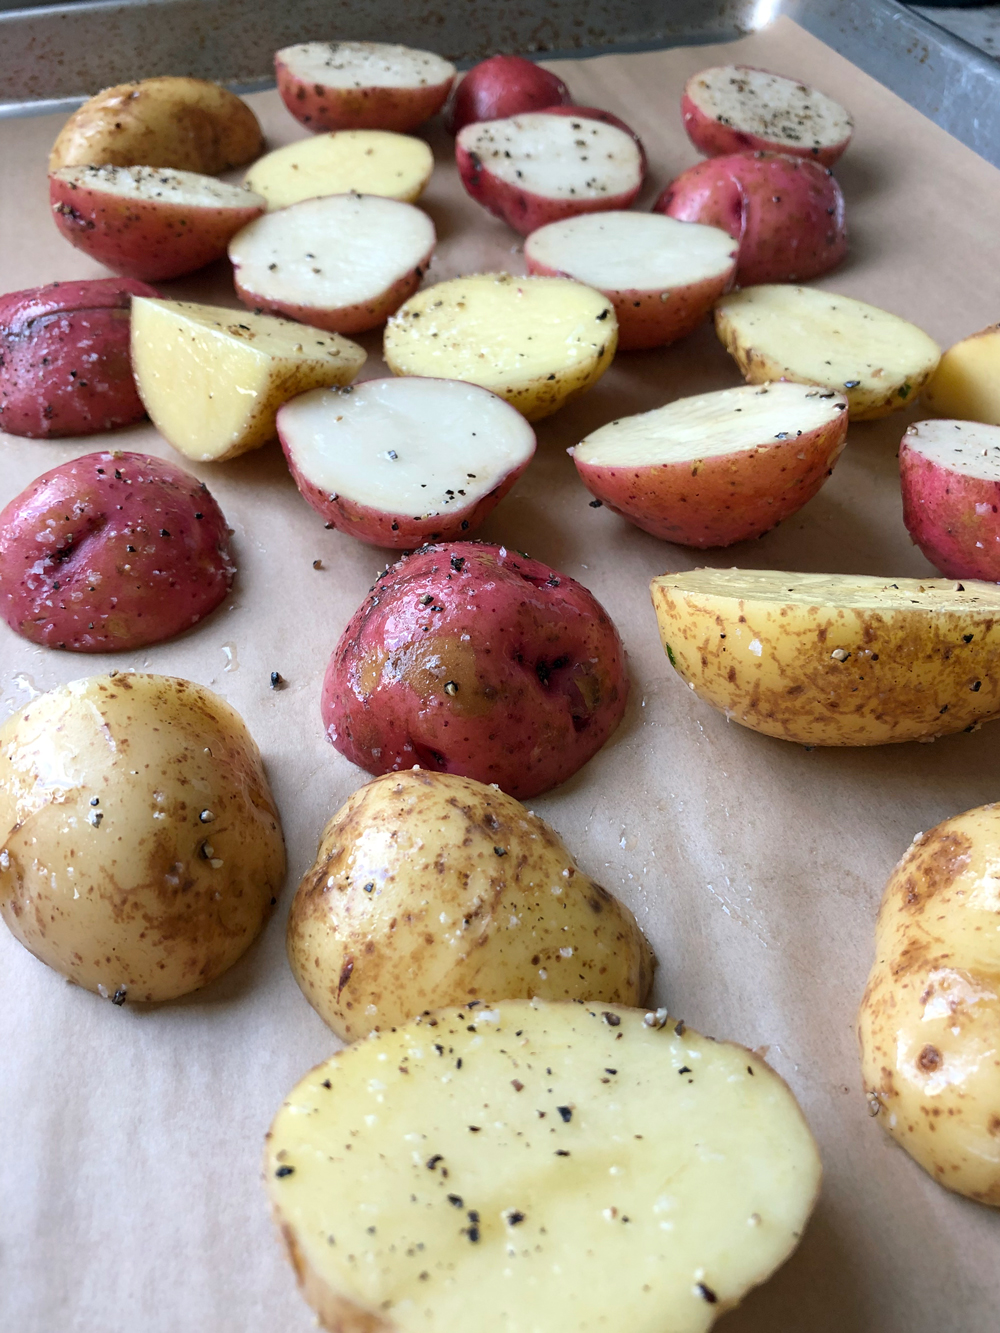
[859,804,1000,1205]
[921,322,1000,425]
[244,130,434,210]
[130,298,366,462]
[715,285,940,420]
[383,273,617,421]
[650,567,1000,745]
[265,1000,821,1333]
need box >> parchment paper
[1,18,997,1332]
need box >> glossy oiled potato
[858,805,1000,1205]
[0,674,285,1004]
[287,770,654,1040]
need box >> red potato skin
[680,78,851,167]
[655,151,846,286]
[0,278,157,438]
[900,439,1000,581]
[321,542,629,799]
[573,409,849,547]
[49,175,265,282]
[275,55,452,133]
[444,55,571,135]
[0,451,234,651]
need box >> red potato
[682,65,853,167]
[276,41,455,133]
[456,111,644,235]
[0,278,156,439]
[900,419,1000,581]
[524,212,737,350]
[537,104,648,176]
[277,377,536,547]
[229,193,435,335]
[444,54,571,135]
[656,151,846,286]
[321,542,629,799]
[50,165,266,283]
[570,381,849,547]
[0,451,233,652]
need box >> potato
[921,322,1000,425]
[900,419,1000,581]
[571,382,848,547]
[322,542,629,800]
[265,1000,822,1333]
[657,153,846,287]
[0,673,284,1003]
[0,450,233,652]
[287,770,654,1041]
[244,130,434,211]
[48,77,263,175]
[130,297,365,462]
[383,273,617,422]
[275,41,455,133]
[649,567,1000,746]
[0,277,155,439]
[444,53,571,134]
[858,805,1000,1205]
[540,105,649,175]
[715,285,941,420]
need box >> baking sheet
[1,17,998,1332]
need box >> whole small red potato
[656,151,846,286]
[444,54,571,134]
[321,542,629,799]
[0,278,156,439]
[0,451,234,652]
[900,419,1000,581]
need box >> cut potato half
[244,131,434,210]
[650,567,1000,745]
[266,1000,821,1333]
[277,377,536,546]
[525,212,737,350]
[900,419,1000,582]
[131,298,365,462]
[715,286,940,420]
[572,382,848,547]
[230,193,435,335]
[922,323,1000,425]
[384,273,617,421]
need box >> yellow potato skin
[650,570,1000,746]
[0,674,285,1003]
[49,77,263,174]
[858,806,1000,1205]
[287,770,654,1041]
[922,323,1000,425]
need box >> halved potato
[715,286,940,420]
[383,272,617,421]
[921,323,1000,425]
[244,130,434,210]
[266,1000,821,1333]
[131,297,365,462]
[650,567,1000,745]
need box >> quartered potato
[287,770,654,1040]
[859,804,1000,1205]
[650,568,1000,745]
[244,130,434,210]
[265,1000,822,1333]
[715,285,940,419]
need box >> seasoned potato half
[859,804,1000,1205]
[266,1000,821,1333]
[900,419,1000,582]
[922,322,1000,425]
[650,568,1000,745]
[244,130,434,210]
[287,770,654,1040]
[384,273,617,421]
[715,286,940,419]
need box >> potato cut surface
[278,41,455,90]
[383,273,617,421]
[266,1000,821,1333]
[244,131,434,209]
[902,417,1000,480]
[922,324,1000,425]
[50,164,264,209]
[715,286,940,419]
[685,67,852,155]
[457,113,641,200]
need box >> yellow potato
[0,674,285,1004]
[649,567,1000,745]
[858,805,1000,1205]
[243,130,434,209]
[384,273,618,421]
[49,77,263,174]
[714,285,940,420]
[131,297,366,461]
[287,770,654,1041]
[922,322,1000,424]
